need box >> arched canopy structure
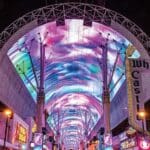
[1,2,150,150]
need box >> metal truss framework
[0,2,150,56]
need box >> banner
[126,45,150,134]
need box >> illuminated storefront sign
[138,138,150,150]
[104,134,112,146]
[131,61,142,115]
[126,127,136,138]
[16,123,28,143]
[119,132,127,141]
[120,138,136,149]
[126,46,150,133]
[33,133,43,145]
[32,123,37,133]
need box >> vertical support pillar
[103,90,110,134]
[102,40,111,135]
[47,141,53,150]
[3,117,9,150]
[102,35,111,145]
[36,38,46,133]
[54,130,60,150]
[61,142,65,150]
[37,92,45,132]
[84,113,88,150]
[80,140,85,150]
[84,139,87,150]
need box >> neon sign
[139,139,150,150]
[120,138,136,149]
[104,134,112,146]
[126,46,150,134]
[16,123,27,143]
[32,123,37,133]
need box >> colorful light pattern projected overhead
[7,19,140,149]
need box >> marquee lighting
[4,109,13,118]
[16,123,28,143]
[30,142,35,148]
[139,139,150,150]
[138,111,146,119]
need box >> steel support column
[102,90,110,134]
[37,40,45,133]
[80,140,85,150]
[102,37,111,135]
[3,117,9,150]
[37,92,45,132]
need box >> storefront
[112,126,150,150]
[0,112,29,149]
[120,137,138,150]
[120,136,150,150]
[11,114,29,149]
[137,137,150,150]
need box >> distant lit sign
[126,127,136,137]
[104,134,112,146]
[120,138,136,149]
[21,144,27,150]
[16,123,27,143]
[119,132,127,141]
[139,139,150,150]
[33,133,43,145]
[32,123,37,133]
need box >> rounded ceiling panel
[7,18,140,149]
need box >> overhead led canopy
[7,19,140,148]
[7,19,140,102]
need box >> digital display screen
[7,19,140,147]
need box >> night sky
[0,0,150,36]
